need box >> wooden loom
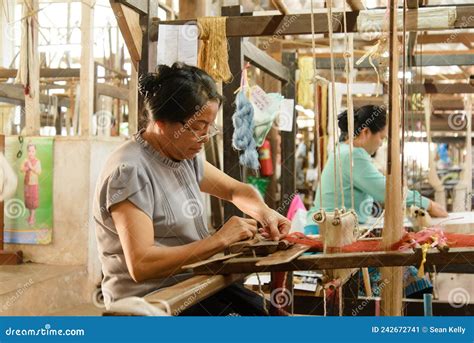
[108,0,474,316]
[132,243,474,316]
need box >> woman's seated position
[93,63,290,315]
[307,105,448,298]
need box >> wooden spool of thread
[313,209,359,281]
[313,209,358,253]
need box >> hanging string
[338,285,343,316]
[323,288,327,317]
[232,65,260,170]
[326,0,345,210]
[197,17,232,83]
[252,250,269,315]
[401,0,407,193]
[342,0,355,210]
[358,209,385,239]
[310,0,324,209]
[418,32,424,206]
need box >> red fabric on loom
[284,229,474,253]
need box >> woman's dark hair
[337,105,387,141]
[138,62,223,124]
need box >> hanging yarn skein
[232,68,260,170]
[197,17,232,83]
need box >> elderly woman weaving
[94,63,290,315]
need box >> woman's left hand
[256,207,291,241]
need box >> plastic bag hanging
[232,65,260,170]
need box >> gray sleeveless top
[93,130,209,305]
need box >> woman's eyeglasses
[179,121,220,143]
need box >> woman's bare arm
[111,200,256,282]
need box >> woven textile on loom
[284,229,474,252]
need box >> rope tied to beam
[197,17,232,83]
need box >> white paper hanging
[278,99,294,132]
[157,24,198,67]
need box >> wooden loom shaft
[187,247,474,274]
[381,0,404,317]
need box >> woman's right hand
[428,200,449,218]
[213,216,258,247]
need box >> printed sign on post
[278,99,295,132]
[250,86,271,112]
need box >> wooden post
[80,0,94,136]
[178,0,206,19]
[137,0,158,130]
[128,63,139,135]
[268,52,296,316]
[381,0,404,317]
[280,52,297,215]
[222,5,243,221]
[23,0,40,136]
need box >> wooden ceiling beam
[110,2,143,65]
[0,68,81,79]
[312,54,474,69]
[417,33,474,46]
[243,41,290,82]
[151,5,474,40]
[351,95,464,110]
[0,84,70,107]
[346,0,366,10]
[110,0,147,15]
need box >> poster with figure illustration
[4,136,54,244]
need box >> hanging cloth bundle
[297,57,315,109]
[232,66,260,170]
[15,1,36,96]
[197,17,232,83]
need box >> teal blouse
[307,143,430,224]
